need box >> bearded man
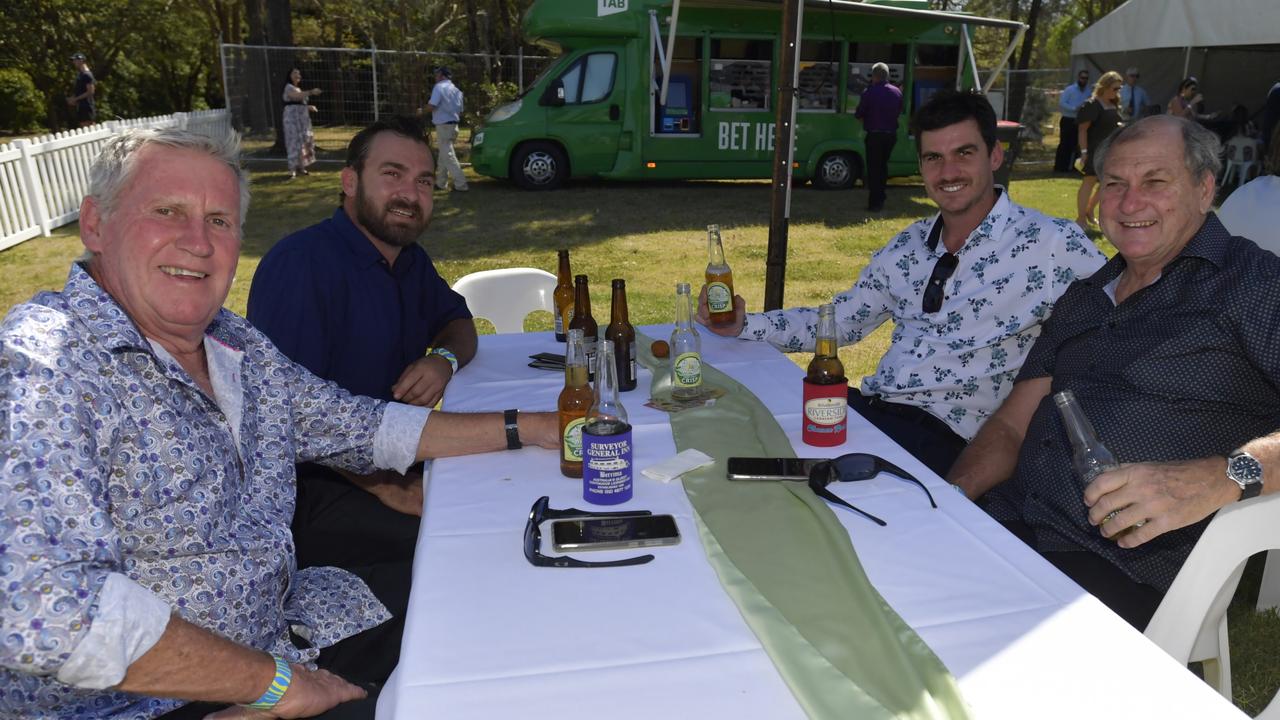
[247,116,477,687]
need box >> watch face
[1229,453,1264,483]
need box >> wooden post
[764,0,802,311]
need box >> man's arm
[116,615,364,718]
[392,316,478,406]
[414,410,558,461]
[946,377,1052,499]
[1084,433,1280,549]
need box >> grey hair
[871,62,890,80]
[1094,115,1222,184]
[88,127,250,226]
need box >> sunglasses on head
[808,453,938,525]
[523,496,655,568]
[922,252,959,314]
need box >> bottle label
[583,426,633,505]
[802,380,847,447]
[706,282,732,313]
[554,312,564,335]
[562,417,586,462]
[584,338,598,377]
[673,352,702,388]
[628,340,637,384]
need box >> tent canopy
[1071,0,1280,120]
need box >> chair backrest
[452,268,557,334]
[1226,135,1255,162]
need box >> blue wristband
[428,347,459,374]
[244,655,293,710]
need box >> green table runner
[639,334,971,720]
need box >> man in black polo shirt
[948,115,1280,630]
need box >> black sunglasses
[523,496,655,568]
[808,453,938,526]
[922,252,959,314]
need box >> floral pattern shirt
[0,265,420,719]
[741,191,1106,440]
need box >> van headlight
[487,99,522,124]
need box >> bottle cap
[676,282,690,293]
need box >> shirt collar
[331,206,417,272]
[926,187,1008,254]
[1082,212,1230,288]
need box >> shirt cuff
[375,402,432,474]
[55,573,171,689]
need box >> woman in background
[282,68,321,179]
[1168,77,1204,119]
[1075,71,1124,231]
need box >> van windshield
[520,56,566,99]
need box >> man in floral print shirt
[0,128,557,719]
[698,90,1105,476]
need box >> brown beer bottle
[807,304,847,384]
[568,274,599,381]
[605,279,638,392]
[704,224,736,328]
[558,329,594,478]
[553,249,573,342]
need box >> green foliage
[0,69,43,133]
[465,81,519,127]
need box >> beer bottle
[558,329,594,478]
[568,274,599,381]
[553,249,573,342]
[582,341,634,505]
[605,278,637,392]
[1054,390,1127,529]
[670,282,703,400]
[802,304,848,446]
[704,224,736,328]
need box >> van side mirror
[541,79,566,107]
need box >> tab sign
[599,0,627,17]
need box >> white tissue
[641,449,715,483]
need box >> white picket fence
[0,109,232,252]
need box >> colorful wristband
[244,655,293,710]
[428,347,459,374]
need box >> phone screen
[726,457,823,480]
[551,515,681,552]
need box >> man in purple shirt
[854,62,904,212]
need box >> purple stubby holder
[582,424,634,505]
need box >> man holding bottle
[696,90,1105,476]
[947,115,1280,630]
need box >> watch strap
[428,347,459,374]
[504,408,522,450]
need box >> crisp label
[673,352,702,387]
[804,396,847,426]
[562,417,585,461]
[706,282,732,313]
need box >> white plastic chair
[451,268,557,334]
[1144,493,1280,718]
[1221,136,1261,192]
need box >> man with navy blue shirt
[855,62,904,212]
[248,117,477,681]
[1055,69,1090,172]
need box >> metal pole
[764,0,802,312]
[518,47,524,95]
[218,36,232,120]
[660,0,682,105]
[371,44,380,121]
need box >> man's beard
[354,182,429,248]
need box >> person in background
[1054,69,1091,173]
[949,115,1280,630]
[66,52,96,127]
[1120,67,1150,121]
[1217,127,1280,256]
[854,62,903,213]
[1075,71,1125,231]
[696,90,1105,477]
[282,67,321,179]
[1261,79,1280,155]
[1168,77,1205,120]
[426,66,468,192]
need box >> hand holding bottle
[695,285,746,336]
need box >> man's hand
[694,284,747,337]
[518,412,561,450]
[1083,457,1236,549]
[393,354,454,406]
[342,469,424,517]
[202,665,365,719]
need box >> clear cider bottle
[704,224,736,328]
[670,282,703,400]
[582,341,634,505]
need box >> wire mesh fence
[219,44,555,136]
[982,68,1073,141]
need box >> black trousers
[864,131,896,210]
[998,517,1164,631]
[1053,115,1079,172]
[847,390,968,478]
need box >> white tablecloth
[378,327,1242,719]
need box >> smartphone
[551,515,681,552]
[726,457,824,481]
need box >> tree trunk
[267,0,293,153]
[243,0,270,134]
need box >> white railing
[0,109,232,252]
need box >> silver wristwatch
[1226,449,1264,501]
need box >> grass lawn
[2,133,1276,715]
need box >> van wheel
[814,152,860,190]
[512,142,568,190]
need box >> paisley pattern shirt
[0,265,414,719]
[741,191,1106,440]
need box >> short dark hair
[345,116,429,172]
[909,89,998,153]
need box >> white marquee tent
[1071,0,1280,121]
